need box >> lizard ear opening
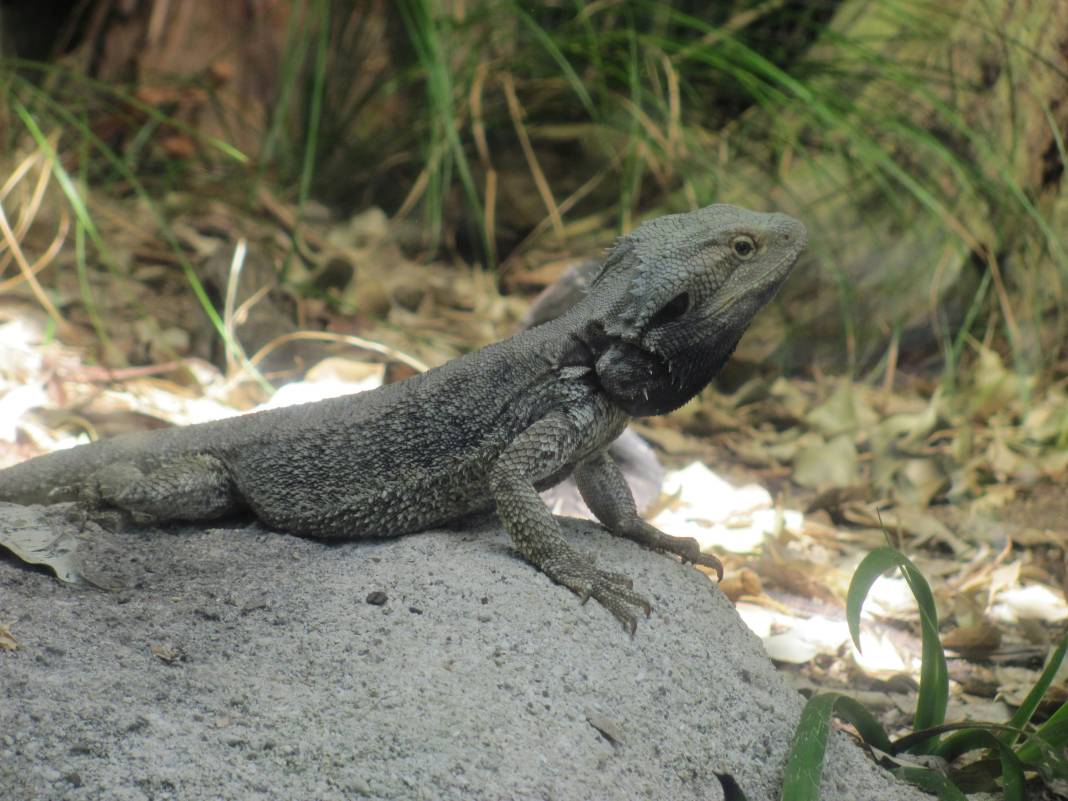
[648,291,690,327]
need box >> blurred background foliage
[1,0,1066,384]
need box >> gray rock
[0,514,925,801]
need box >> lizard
[0,204,806,631]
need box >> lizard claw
[689,550,724,582]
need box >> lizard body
[0,204,806,630]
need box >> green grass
[2,0,1064,381]
[783,547,1068,800]
[3,73,270,389]
[338,0,1063,377]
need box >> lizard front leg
[575,450,724,581]
[489,413,652,633]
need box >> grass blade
[781,693,892,801]
[847,547,948,750]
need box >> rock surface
[0,509,927,801]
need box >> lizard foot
[49,490,126,533]
[542,554,652,634]
[618,520,724,581]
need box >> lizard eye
[650,291,690,327]
[731,235,756,258]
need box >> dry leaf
[0,504,89,585]
[991,585,1068,623]
[720,568,763,602]
[942,622,1002,659]
[150,643,186,664]
[0,622,18,651]
[755,556,843,605]
[764,615,852,664]
[585,710,625,745]
[793,434,860,488]
[767,377,809,420]
[894,458,948,507]
[805,485,871,515]
[968,346,1035,418]
[882,506,969,554]
[631,422,710,458]
[804,380,878,438]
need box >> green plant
[782,547,1068,800]
[360,1,1066,376]
[2,68,270,387]
[6,1,1067,383]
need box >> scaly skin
[0,204,807,631]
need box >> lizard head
[586,204,807,416]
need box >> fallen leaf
[631,423,710,458]
[894,458,948,507]
[150,643,186,663]
[720,568,763,603]
[763,615,852,664]
[585,710,624,745]
[793,434,860,488]
[1019,392,1068,443]
[767,377,809,420]
[991,584,1068,624]
[882,505,969,554]
[804,380,878,438]
[0,503,89,585]
[942,622,1002,659]
[805,485,870,516]
[651,462,804,553]
[0,622,17,651]
[968,346,1035,419]
[985,436,1022,481]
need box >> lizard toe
[543,556,652,631]
[630,524,725,581]
[595,568,634,589]
[591,583,652,635]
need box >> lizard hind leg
[91,453,244,523]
